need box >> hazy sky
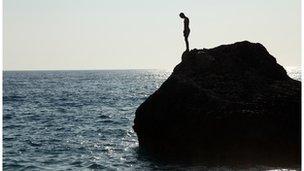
[4,0,301,70]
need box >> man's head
[179,12,185,18]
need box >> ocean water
[3,69,301,170]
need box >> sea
[3,68,301,171]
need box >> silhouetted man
[179,12,190,51]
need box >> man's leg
[185,36,189,51]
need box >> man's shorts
[183,29,190,37]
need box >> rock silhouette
[133,41,301,165]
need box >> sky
[4,0,301,70]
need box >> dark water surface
[3,69,301,170]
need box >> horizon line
[3,65,301,72]
[3,68,173,72]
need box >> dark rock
[133,41,301,165]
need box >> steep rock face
[133,41,301,164]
